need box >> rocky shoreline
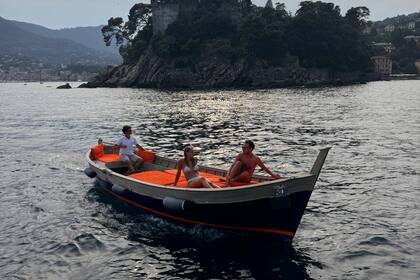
[80,50,380,90]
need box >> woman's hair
[183,145,195,166]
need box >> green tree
[239,0,254,13]
[240,4,290,63]
[345,6,370,30]
[391,29,405,48]
[392,40,420,73]
[102,17,125,47]
[162,2,237,58]
[101,3,152,63]
[287,1,370,71]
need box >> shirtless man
[225,140,281,187]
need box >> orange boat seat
[90,144,121,163]
[128,171,188,187]
[91,144,156,164]
[96,154,121,163]
[163,169,256,187]
[91,144,105,159]
[135,150,156,163]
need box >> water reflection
[1,81,419,279]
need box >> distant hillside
[378,12,419,26]
[10,20,119,56]
[372,12,420,30]
[0,16,120,66]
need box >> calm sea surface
[0,81,419,279]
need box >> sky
[0,0,419,29]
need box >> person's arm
[115,138,126,149]
[133,137,144,150]
[109,144,124,150]
[173,160,183,186]
[256,157,282,179]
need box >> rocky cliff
[81,48,377,89]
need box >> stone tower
[151,0,241,34]
[151,0,199,34]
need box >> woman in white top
[173,145,220,188]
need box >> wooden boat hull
[86,147,330,239]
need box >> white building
[407,21,416,30]
[371,56,392,75]
[384,24,395,33]
[372,42,395,54]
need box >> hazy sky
[0,0,419,29]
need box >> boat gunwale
[86,150,313,192]
[86,149,323,205]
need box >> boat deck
[95,159,257,188]
[127,169,257,188]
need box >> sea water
[0,81,419,279]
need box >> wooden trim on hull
[97,182,296,239]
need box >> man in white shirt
[116,125,145,174]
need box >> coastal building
[404,35,420,46]
[384,24,395,33]
[371,56,392,75]
[372,42,395,54]
[416,59,420,75]
[407,21,416,30]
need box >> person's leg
[187,177,205,188]
[125,161,135,174]
[200,177,213,188]
[232,170,251,183]
[129,154,143,172]
[121,154,134,174]
[187,177,221,189]
[207,179,222,189]
[133,157,144,170]
[226,161,243,186]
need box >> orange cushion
[164,169,255,188]
[175,181,188,188]
[135,150,156,162]
[164,169,220,179]
[200,172,223,181]
[198,171,257,187]
[162,169,188,187]
[164,169,186,180]
[128,170,187,186]
[97,154,120,163]
[128,169,256,188]
[91,144,104,160]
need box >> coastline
[79,55,385,90]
